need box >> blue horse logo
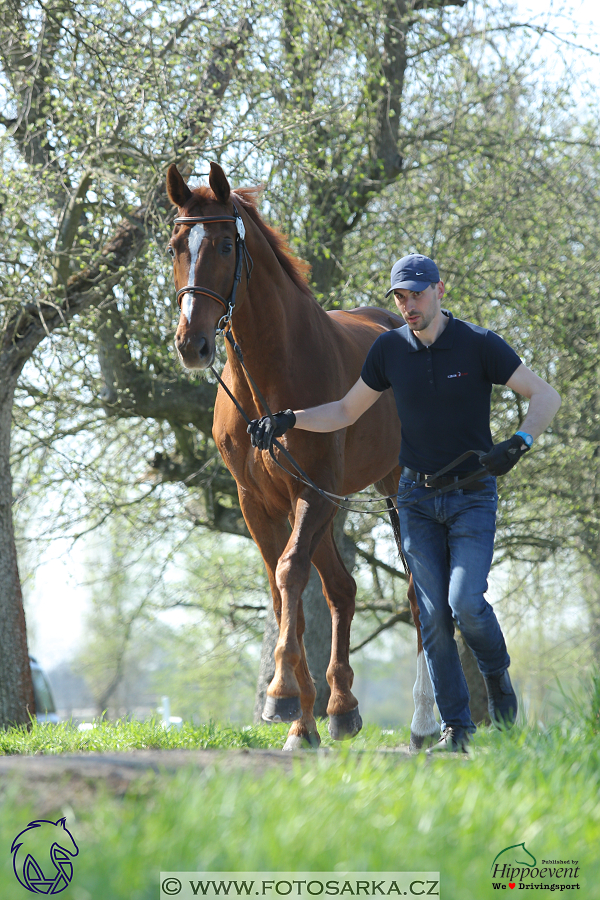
[11,817,79,894]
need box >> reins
[174,207,491,518]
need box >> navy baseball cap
[385,254,440,296]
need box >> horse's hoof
[328,706,363,740]
[282,732,320,751]
[410,730,439,753]
[262,695,302,723]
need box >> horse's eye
[167,245,175,258]
[221,243,233,255]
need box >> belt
[401,466,486,491]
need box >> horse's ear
[166,164,192,207]
[209,162,231,203]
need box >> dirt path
[0,749,295,812]
[0,746,412,813]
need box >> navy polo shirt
[361,311,522,474]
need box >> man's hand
[247,410,296,450]
[480,434,530,476]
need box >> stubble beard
[406,308,435,333]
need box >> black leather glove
[479,433,531,476]
[247,410,296,450]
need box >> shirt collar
[406,310,455,352]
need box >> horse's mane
[190,185,313,299]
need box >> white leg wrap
[410,650,438,737]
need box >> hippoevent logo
[11,817,79,894]
[490,842,580,891]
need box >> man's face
[393,282,444,332]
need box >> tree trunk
[0,371,35,727]
[583,567,600,667]
[456,630,490,726]
[300,568,333,716]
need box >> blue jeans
[397,475,510,733]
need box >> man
[247,254,561,752]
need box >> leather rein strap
[173,208,489,513]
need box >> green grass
[1,721,598,900]
[0,718,406,755]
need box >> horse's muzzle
[175,331,215,369]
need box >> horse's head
[167,162,250,369]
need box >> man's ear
[208,162,231,203]
[166,164,192,207]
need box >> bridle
[173,203,253,333]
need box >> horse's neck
[227,256,331,405]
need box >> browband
[173,215,237,225]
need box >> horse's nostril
[175,332,212,365]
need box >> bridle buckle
[216,300,236,334]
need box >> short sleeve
[361,334,391,392]
[483,331,522,385]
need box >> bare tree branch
[350,607,413,653]
[355,544,408,581]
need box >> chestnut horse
[166,161,439,750]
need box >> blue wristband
[515,430,533,448]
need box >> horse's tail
[386,498,410,577]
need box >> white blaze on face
[181,224,205,324]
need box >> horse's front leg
[238,490,321,749]
[264,495,333,735]
[279,601,322,751]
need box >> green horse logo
[491,842,537,872]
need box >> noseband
[174,203,253,332]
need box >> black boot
[426,726,470,754]
[484,669,518,728]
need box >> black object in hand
[247,410,296,450]
[479,433,530,476]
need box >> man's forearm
[261,377,380,436]
[294,400,354,433]
[519,385,562,439]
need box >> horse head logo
[11,817,79,894]
[491,841,537,872]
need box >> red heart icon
[509,885,516,890]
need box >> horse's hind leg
[311,525,362,740]
[407,576,439,751]
[375,472,438,750]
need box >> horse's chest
[216,430,287,498]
